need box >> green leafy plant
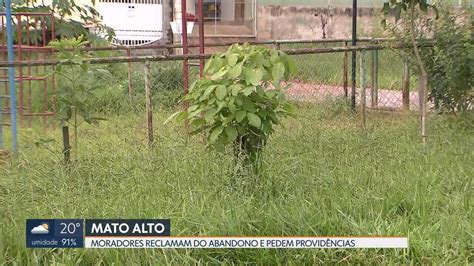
[385,5,473,114]
[166,44,296,176]
[382,0,438,143]
[12,0,115,43]
[50,36,106,157]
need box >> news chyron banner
[26,219,408,249]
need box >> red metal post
[42,15,49,128]
[26,16,32,126]
[181,0,189,100]
[197,0,204,77]
[16,15,23,120]
[1,16,7,100]
[51,15,56,115]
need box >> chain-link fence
[0,38,428,153]
[117,41,420,113]
[0,39,423,131]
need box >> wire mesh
[120,44,418,112]
[0,38,424,131]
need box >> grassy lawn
[0,103,472,264]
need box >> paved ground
[286,81,420,110]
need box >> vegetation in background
[124,62,185,111]
[166,44,296,176]
[280,42,413,91]
[11,0,114,43]
[50,36,106,154]
[384,4,473,114]
[382,0,439,143]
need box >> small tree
[13,0,115,42]
[384,4,472,115]
[166,44,296,176]
[382,0,438,143]
[50,36,106,160]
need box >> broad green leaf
[247,112,261,128]
[230,84,242,96]
[237,126,247,134]
[262,120,273,133]
[242,98,257,113]
[265,90,276,98]
[256,86,265,97]
[268,113,280,124]
[270,50,278,63]
[217,101,227,112]
[245,68,263,86]
[215,85,227,100]
[225,126,238,141]
[210,126,224,143]
[235,110,247,122]
[204,108,217,122]
[272,62,285,81]
[228,102,237,114]
[201,85,217,100]
[223,113,235,124]
[254,53,265,66]
[227,53,238,66]
[227,64,242,79]
[204,56,223,73]
[242,86,255,96]
[210,69,228,80]
[213,141,225,153]
[283,55,297,76]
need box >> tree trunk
[409,3,428,144]
[62,125,71,164]
[233,136,264,178]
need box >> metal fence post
[144,60,153,148]
[360,50,367,130]
[5,0,17,154]
[371,49,379,107]
[343,41,348,99]
[402,60,410,110]
[197,0,204,77]
[351,0,358,111]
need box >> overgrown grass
[0,103,472,264]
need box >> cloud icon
[31,224,49,234]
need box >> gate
[0,12,56,127]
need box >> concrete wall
[256,5,381,40]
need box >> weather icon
[31,223,49,234]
